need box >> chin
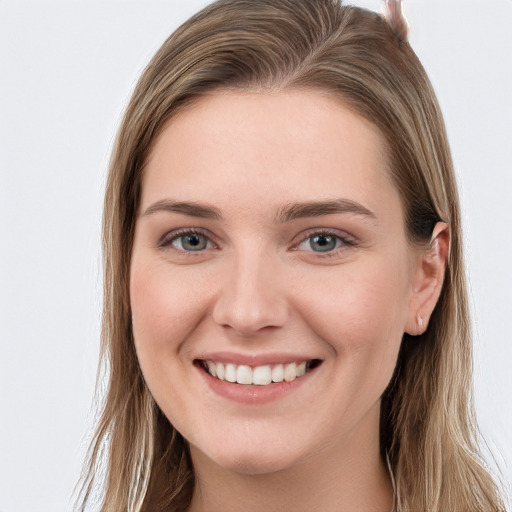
[217,457,294,476]
[192,439,303,476]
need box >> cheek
[129,256,212,429]
[300,262,408,336]
[292,256,410,384]
[129,257,208,363]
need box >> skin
[130,90,448,512]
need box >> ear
[405,222,450,336]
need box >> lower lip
[196,363,320,405]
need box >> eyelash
[294,229,356,258]
[158,228,216,252]
[158,228,356,257]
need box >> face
[130,90,420,475]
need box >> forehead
[141,90,399,224]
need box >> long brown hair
[76,1,505,510]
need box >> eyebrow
[141,198,377,223]
[141,200,222,220]
[276,199,377,223]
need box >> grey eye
[308,234,339,252]
[173,233,209,251]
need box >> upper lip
[195,351,322,367]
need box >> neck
[187,407,393,512]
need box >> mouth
[195,359,322,386]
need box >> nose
[211,250,289,337]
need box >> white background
[0,1,511,511]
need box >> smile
[199,359,321,386]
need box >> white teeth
[271,364,284,383]
[284,362,297,382]
[253,365,272,385]
[203,360,314,386]
[215,362,224,380]
[236,365,252,385]
[225,363,237,383]
[206,361,217,377]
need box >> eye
[296,231,354,253]
[159,229,215,252]
[306,234,340,252]
[175,233,209,251]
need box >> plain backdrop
[0,1,511,511]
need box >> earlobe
[405,222,450,336]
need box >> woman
[77,0,506,510]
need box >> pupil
[182,234,206,251]
[311,235,336,252]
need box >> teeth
[284,362,297,382]
[206,361,217,377]
[236,365,252,385]
[225,363,237,383]
[253,365,272,385]
[202,360,314,386]
[215,362,224,380]
[271,364,284,383]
